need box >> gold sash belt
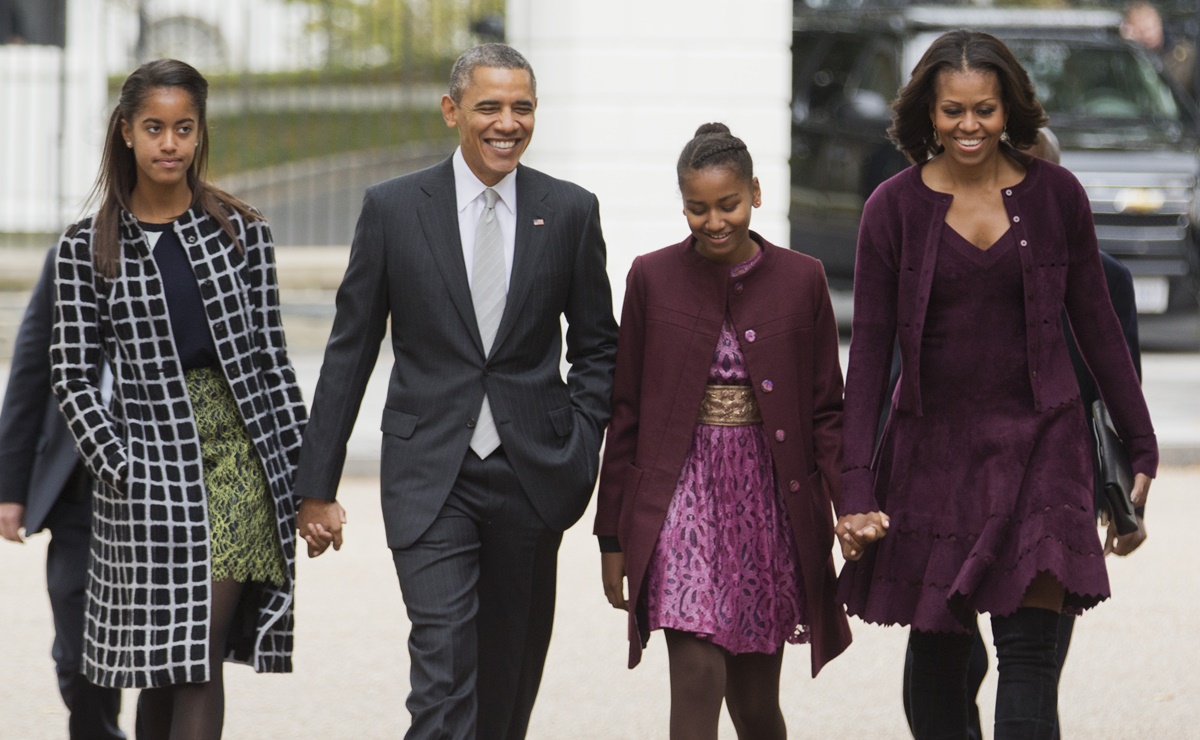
[697,385,762,426]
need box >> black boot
[992,607,1060,740]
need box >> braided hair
[676,122,754,188]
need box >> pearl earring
[125,140,132,147]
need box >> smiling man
[294,44,617,739]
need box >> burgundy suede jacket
[841,156,1158,516]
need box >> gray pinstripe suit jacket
[296,157,618,549]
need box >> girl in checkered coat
[49,59,311,738]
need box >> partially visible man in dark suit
[0,248,126,739]
[295,43,618,738]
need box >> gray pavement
[2,464,1198,738]
[2,295,1199,737]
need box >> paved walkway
[2,466,1198,738]
[1,296,1198,736]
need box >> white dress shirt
[453,147,518,290]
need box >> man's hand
[298,498,346,558]
[835,511,890,561]
[0,503,26,543]
[601,551,628,611]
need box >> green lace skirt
[186,366,286,586]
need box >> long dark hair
[889,30,1047,164]
[87,59,257,278]
[676,122,755,189]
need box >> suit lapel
[416,160,483,351]
[493,165,551,355]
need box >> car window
[1009,39,1181,122]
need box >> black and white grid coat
[50,205,307,689]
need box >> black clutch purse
[1090,400,1139,535]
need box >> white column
[59,0,108,226]
[0,0,104,234]
[507,0,793,306]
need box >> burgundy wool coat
[841,157,1158,517]
[594,234,851,677]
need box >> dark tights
[907,607,1061,740]
[663,629,787,740]
[138,579,244,740]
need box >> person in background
[595,123,849,740]
[1121,0,1197,102]
[0,248,126,739]
[836,31,1156,739]
[50,58,308,739]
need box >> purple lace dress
[644,251,808,654]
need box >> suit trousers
[391,448,562,740]
[45,464,125,740]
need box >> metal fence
[0,0,503,248]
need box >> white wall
[0,0,106,234]
[506,0,794,308]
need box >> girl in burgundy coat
[835,32,1157,739]
[594,124,850,739]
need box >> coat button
[1031,370,1038,378]
[789,480,801,492]
[775,429,786,442]
[1012,216,1020,223]
[1020,240,1028,246]
[761,379,773,392]
[734,283,744,294]
[1005,189,1013,196]
[467,418,476,428]
[744,329,756,343]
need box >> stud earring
[125,140,132,147]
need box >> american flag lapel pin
[533,218,545,226]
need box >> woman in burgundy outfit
[835,31,1157,739]
[594,123,849,739]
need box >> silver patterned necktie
[469,187,505,457]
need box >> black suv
[790,3,1200,332]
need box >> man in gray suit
[295,43,618,739]
[0,248,126,739]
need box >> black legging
[138,579,245,740]
[903,611,1078,739]
[907,607,1061,740]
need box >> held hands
[835,511,890,561]
[298,498,347,558]
[601,551,629,611]
[0,503,25,543]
